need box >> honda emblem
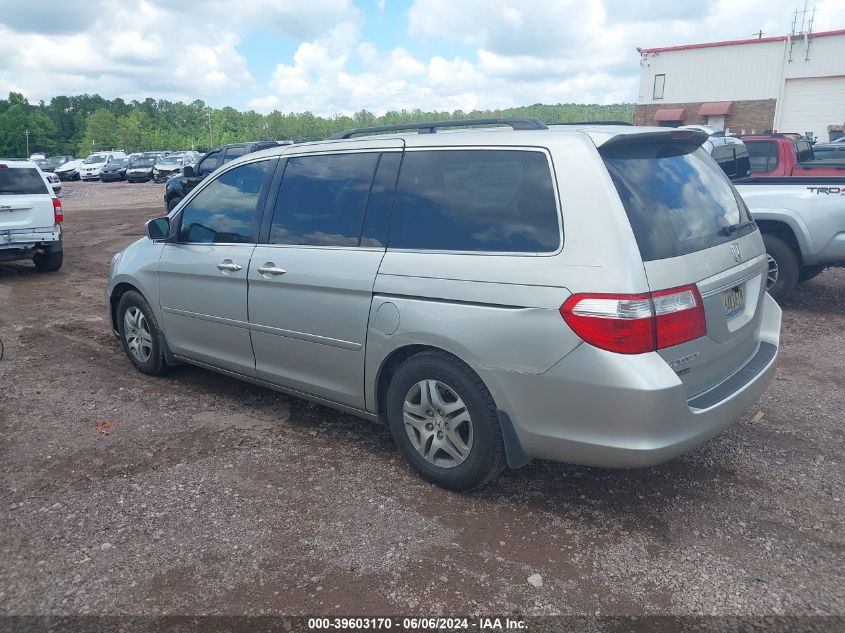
[729,243,742,262]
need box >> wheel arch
[753,214,812,265]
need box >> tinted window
[602,143,753,261]
[795,141,813,163]
[360,152,401,247]
[710,145,750,180]
[269,153,380,247]
[0,168,48,195]
[179,160,269,244]
[746,141,779,173]
[197,150,221,176]
[389,150,559,253]
[223,146,248,164]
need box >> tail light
[560,284,706,354]
[52,197,63,223]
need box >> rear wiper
[719,220,756,236]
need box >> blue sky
[1,0,843,115]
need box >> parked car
[42,170,62,194]
[56,159,83,181]
[703,136,845,300]
[109,119,781,490]
[734,177,845,300]
[125,157,156,182]
[153,153,197,182]
[163,141,279,211]
[28,153,46,161]
[79,151,128,181]
[0,159,64,271]
[742,134,845,177]
[40,155,75,173]
[686,126,751,180]
[100,158,131,182]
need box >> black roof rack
[327,117,548,140]
[548,121,634,126]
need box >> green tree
[78,108,120,154]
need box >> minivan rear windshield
[0,168,49,195]
[601,142,754,261]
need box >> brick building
[634,29,845,141]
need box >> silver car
[106,118,782,490]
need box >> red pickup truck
[742,134,845,177]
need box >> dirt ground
[1,180,843,621]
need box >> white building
[634,29,845,141]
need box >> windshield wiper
[719,220,756,237]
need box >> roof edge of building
[639,28,845,54]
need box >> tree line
[0,92,635,158]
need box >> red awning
[699,102,733,116]
[653,108,686,122]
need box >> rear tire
[762,233,798,302]
[386,350,506,491]
[798,265,826,284]
[117,291,169,376]
[33,248,63,272]
[167,195,183,212]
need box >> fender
[747,208,816,264]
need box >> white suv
[0,160,64,271]
[79,151,127,181]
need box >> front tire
[166,195,183,212]
[117,291,168,376]
[763,233,799,302]
[386,350,506,491]
[33,248,63,272]
[798,265,826,284]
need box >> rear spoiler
[589,128,710,149]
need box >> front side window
[269,152,380,247]
[653,74,666,99]
[197,150,221,176]
[746,141,779,173]
[178,160,270,244]
[388,150,560,253]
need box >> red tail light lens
[52,197,63,223]
[652,285,706,348]
[560,284,706,354]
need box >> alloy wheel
[766,254,779,290]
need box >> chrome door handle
[257,263,287,276]
[217,260,242,272]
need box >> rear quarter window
[388,149,560,253]
[0,168,49,195]
[602,142,754,262]
[746,141,779,173]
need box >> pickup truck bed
[736,176,845,300]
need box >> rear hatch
[0,164,55,234]
[600,132,768,399]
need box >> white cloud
[2,0,845,115]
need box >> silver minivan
[106,119,781,490]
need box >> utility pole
[207,111,213,148]
[25,129,30,157]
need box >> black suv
[163,141,279,211]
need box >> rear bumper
[477,293,782,468]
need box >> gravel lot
[1,181,843,622]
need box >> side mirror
[182,165,194,178]
[146,216,170,241]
